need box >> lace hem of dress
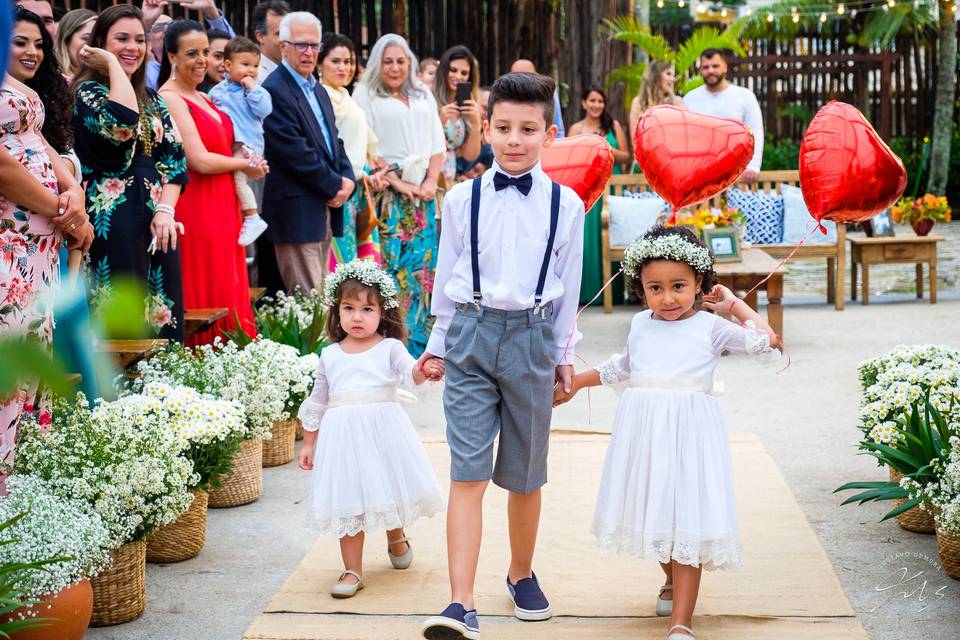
[597,357,630,387]
[307,493,446,538]
[742,320,781,364]
[297,397,327,431]
[592,524,742,571]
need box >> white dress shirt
[352,83,445,167]
[683,84,764,172]
[257,56,278,83]
[426,160,585,365]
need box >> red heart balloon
[799,101,907,224]
[633,105,754,217]
[541,134,615,211]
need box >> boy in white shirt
[419,72,584,640]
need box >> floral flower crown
[322,259,400,310]
[623,233,714,278]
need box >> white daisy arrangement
[0,476,112,602]
[322,259,400,310]
[263,288,322,329]
[623,233,714,278]
[15,395,195,548]
[857,345,960,444]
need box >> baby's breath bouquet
[0,476,112,601]
[905,435,960,535]
[15,395,195,547]
[225,288,329,356]
[119,382,247,491]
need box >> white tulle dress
[297,338,445,537]
[592,309,774,571]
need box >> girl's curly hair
[324,278,408,344]
[16,6,74,154]
[626,225,717,304]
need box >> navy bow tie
[493,171,533,196]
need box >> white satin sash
[327,386,417,408]
[628,373,720,395]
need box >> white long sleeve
[297,356,328,432]
[683,84,765,172]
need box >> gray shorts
[443,303,555,494]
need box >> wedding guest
[16,1,56,38]
[54,8,96,80]
[142,0,235,91]
[260,11,354,293]
[3,6,90,464]
[353,33,445,356]
[159,19,262,344]
[199,28,230,93]
[417,56,437,86]
[252,0,289,82]
[628,60,683,146]
[72,4,187,342]
[319,32,384,269]
[432,46,481,183]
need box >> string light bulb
[792,12,800,22]
[656,0,664,7]
[677,0,685,7]
[819,12,827,22]
[767,13,775,22]
[745,7,752,16]
[851,8,858,17]
[887,0,896,7]
[837,3,845,15]
[696,2,707,14]
[721,8,728,17]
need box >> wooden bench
[95,339,168,370]
[184,308,228,341]
[600,170,846,312]
[250,287,267,304]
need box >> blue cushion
[727,188,784,244]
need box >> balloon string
[560,267,625,364]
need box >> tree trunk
[927,1,957,195]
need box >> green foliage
[0,338,74,399]
[225,291,329,357]
[603,17,745,107]
[0,513,64,638]
[761,135,801,170]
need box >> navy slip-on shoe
[421,602,480,640]
[506,572,552,621]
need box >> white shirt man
[683,49,764,183]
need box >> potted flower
[15,395,195,626]
[903,434,960,579]
[111,383,247,563]
[891,194,952,236]
[668,205,746,241]
[0,476,112,640]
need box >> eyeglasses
[284,41,321,53]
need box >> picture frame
[703,227,742,263]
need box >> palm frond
[673,26,745,80]
[606,63,647,110]
[601,17,675,62]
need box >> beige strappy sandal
[387,535,413,569]
[667,624,695,639]
[330,570,363,598]
[656,581,673,616]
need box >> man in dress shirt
[683,48,764,184]
[252,0,289,82]
[142,0,235,91]
[261,12,354,293]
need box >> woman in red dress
[158,20,266,345]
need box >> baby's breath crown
[623,234,714,278]
[322,259,400,310]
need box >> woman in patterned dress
[431,45,481,184]
[1,8,91,467]
[72,4,187,342]
[353,34,446,356]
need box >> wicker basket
[262,419,297,467]
[295,419,303,441]
[888,468,936,534]
[90,539,146,627]
[935,524,960,580]
[208,439,263,508]
[146,489,208,563]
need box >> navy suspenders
[469,176,561,311]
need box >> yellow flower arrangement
[891,194,952,225]
[668,205,746,234]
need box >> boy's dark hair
[324,279,408,344]
[627,225,717,304]
[487,72,555,126]
[700,48,727,61]
[251,0,290,37]
[225,35,261,60]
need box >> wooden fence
[60,2,956,143]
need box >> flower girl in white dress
[298,260,446,598]
[554,226,781,640]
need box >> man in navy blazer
[261,11,354,293]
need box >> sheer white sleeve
[711,315,778,361]
[388,340,419,390]
[595,346,631,390]
[296,356,329,432]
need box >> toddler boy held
[419,72,585,640]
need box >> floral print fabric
[441,117,467,183]
[73,82,188,341]
[0,84,61,465]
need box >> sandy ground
[87,297,960,640]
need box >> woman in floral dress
[2,9,91,466]
[353,34,446,356]
[72,5,187,342]
[431,45,481,184]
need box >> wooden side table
[849,235,943,305]
[713,248,786,338]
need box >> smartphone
[455,82,472,106]
[379,162,400,175]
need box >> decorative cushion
[727,188,784,244]
[780,184,837,244]
[607,194,666,247]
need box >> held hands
[242,156,269,180]
[416,353,445,382]
[552,365,575,406]
[326,176,355,208]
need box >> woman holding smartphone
[431,45,481,183]
[318,32,387,269]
